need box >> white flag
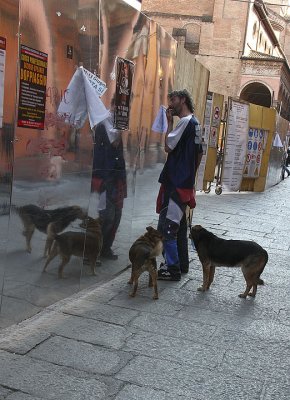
[152,105,168,133]
[57,67,109,129]
[273,132,283,148]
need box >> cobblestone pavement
[0,177,290,399]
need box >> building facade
[142,0,290,121]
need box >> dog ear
[146,226,153,232]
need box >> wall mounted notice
[222,99,249,191]
[0,36,6,129]
[243,128,267,178]
[114,57,135,130]
[17,45,48,129]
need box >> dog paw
[197,286,206,292]
[153,295,159,300]
[248,292,256,298]
[238,293,247,298]
[129,293,136,297]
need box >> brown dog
[190,225,268,298]
[128,226,163,300]
[16,204,87,256]
[43,217,103,278]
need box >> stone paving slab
[0,350,121,400]
[129,311,217,343]
[218,339,290,381]
[115,355,264,399]
[42,313,133,350]
[115,384,192,400]
[0,386,12,399]
[122,331,224,370]
[6,393,42,400]
[29,336,132,375]
[60,300,139,326]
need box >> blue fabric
[164,240,179,267]
[157,189,187,269]
[158,116,202,190]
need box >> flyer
[0,36,6,129]
[17,45,48,129]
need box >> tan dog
[128,226,163,300]
[190,225,268,298]
[43,217,103,278]
[16,204,87,256]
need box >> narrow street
[0,177,289,399]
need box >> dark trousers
[282,165,290,180]
[99,195,122,252]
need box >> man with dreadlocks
[156,89,203,281]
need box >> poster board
[17,45,48,129]
[0,37,6,128]
[222,98,249,191]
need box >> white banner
[222,99,249,191]
[82,68,107,97]
[57,67,109,129]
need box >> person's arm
[165,115,191,152]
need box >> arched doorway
[240,82,272,107]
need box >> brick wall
[142,0,249,98]
[142,0,215,17]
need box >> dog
[128,226,163,300]
[190,225,268,298]
[43,216,103,278]
[16,204,87,256]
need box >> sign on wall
[243,127,267,178]
[222,98,249,191]
[114,57,135,130]
[17,45,48,129]
[0,36,6,129]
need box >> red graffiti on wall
[44,111,70,130]
[26,137,67,157]
[46,87,69,106]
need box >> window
[252,22,257,36]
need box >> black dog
[16,204,87,256]
[190,225,268,298]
